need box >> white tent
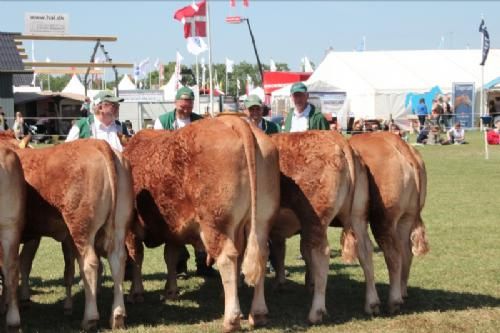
[307,49,500,122]
[62,74,85,96]
[271,80,342,98]
[161,72,178,101]
[240,86,265,101]
[118,74,136,90]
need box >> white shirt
[153,116,191,130]
[290,104,312,133]
[66,117,123,152]
[448,127,465,142]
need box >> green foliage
[18,131,500,332]
[36,74,72,92]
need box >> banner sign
[452,82,475,128]
[25,12,69,35]
[310,92,347,115]
[119,90,164,102]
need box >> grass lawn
[7,131,500,332]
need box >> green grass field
[7,131,500,332]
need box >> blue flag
[479,19,490,66]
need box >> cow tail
[410,219,429,256]
[340,140,358,263]
[100,144,119,254]
[406,144,429,256]
[238,123,265,287]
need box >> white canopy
[62,74,85,95]
[271,80,342,98]
[307,49,500,121]
[118,74,136,90]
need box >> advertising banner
[25,13,69,35]
[452,82,475,128]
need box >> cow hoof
[308,308,327,325]
[110,314,126,329]
[20,299,32,309]
[365,302,380,316]
[160,289,179,302]
[272,280,288,292]
[248,313,268,327]
[64,307,73,316]
[81,319,99,331]
[6,325,21,333]
[222,317,241,333]
[388,300,403,315]
[126,293,144,304]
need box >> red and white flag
[243,0,249,7]
[174,0,207,39]
[229,0,236,7]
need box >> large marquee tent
[306,49,500,124]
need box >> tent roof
[272,79,342,98]
[309,49,500,93]
[62,74,85,95]
[118,74,136,90]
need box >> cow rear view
[349,132,430,313]
[124,117,280,332]
[0,146,25,329]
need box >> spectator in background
[427,125,442,145]
[416,98,428,130]
[65,91,125,152]
[446,122,467,144]
[487,119,500,144]
[442,95,453,129]
[283,82,330,132]
[0,107,8,132]
[80,96,91,117]
[244,95,280,134]
[351,120,363,135]
[124,120,135,136]
[431,97,444,129]
[13,111,26,139]
[154,86,203,130]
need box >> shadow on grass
[14,266,500,332]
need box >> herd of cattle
[0,115,429,332]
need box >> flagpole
[206,0,214,116]
[225,63,228,96]
[196,54,200,114]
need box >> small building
[0,31,34,123]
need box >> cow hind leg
[107,229,127,329]
[19,238,41,306]
[269,238,287,289]
[304,227,330,324]
[397,214,417,299]
[77,246,100,330]
[216,239,241,333]
[1,228,22,328]
[162,244,180,301]
[125,235,145,304]
[61,239,76,315]
[373,220,404,314]
[349,217,380,315]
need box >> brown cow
[0,137,134,330]
[349,132,429,313]
[123,116,280,332]
[268,131,379,323]
[0,145,25,329]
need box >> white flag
[270,58,277,72]
[154,58,160,70]
[302,56,314,72]
[201,57,206,89]
[138,57,150,77]
[225,58,234,73]
[175,51,184,89]
[186,36,208,55]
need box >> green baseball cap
[93,90,124,104]
[175,86,195,100]
[244,94,262,108]
[290,82,308,94]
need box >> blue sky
[1,1,499,73]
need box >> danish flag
[174,0,207,39]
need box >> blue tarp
[405,86,443,114]
[484,77,500,89]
